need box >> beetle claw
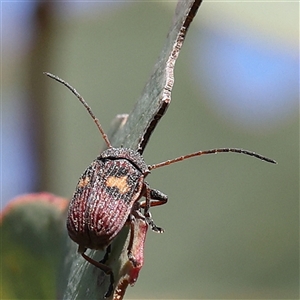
[144,212,164,233]
[151,224,164,233]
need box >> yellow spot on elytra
[78,177,90,188]
[106,176,130,194]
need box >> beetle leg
[145,189,168,213]
[141,183,167,233]
[145,211,164,233]
[140,185,168,212]
[149,188,168,206]
[99,244,111,264]
[81,251,114,298]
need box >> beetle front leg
[144,211,164,233]
[141,183,168,233]
[140,185,168,213]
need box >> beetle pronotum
[44,72,276,297]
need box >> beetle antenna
[149,148,277,170]
[44,72,112,149]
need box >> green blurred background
[2,1,298,299]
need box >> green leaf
[110,0,203,152]
[1,1,202,300]
[0,193,68,299]
[60,1,203,299]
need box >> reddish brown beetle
[44,72,276,297]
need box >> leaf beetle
[44,72,276,297]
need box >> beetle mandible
[44,72,276,297]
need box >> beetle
[44,72,276,297]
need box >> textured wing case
[67,157,144,252]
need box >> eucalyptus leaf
[60,1,202,299]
